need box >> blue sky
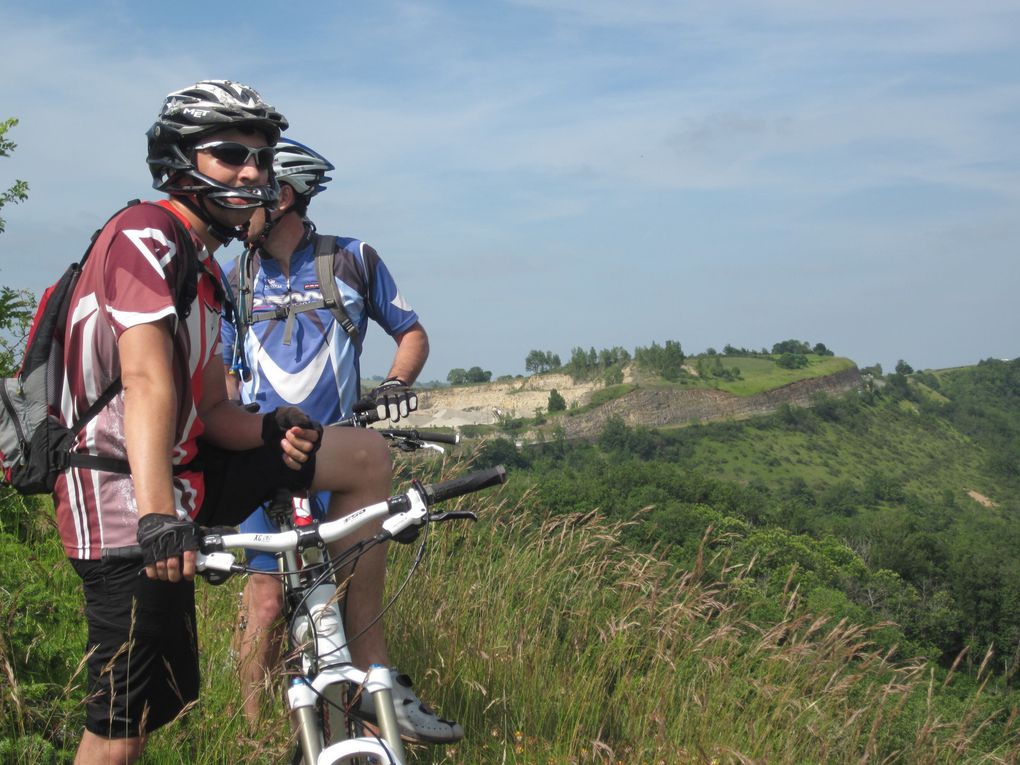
[1,1,1018,380]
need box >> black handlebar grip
[380,428,460,445]
[101,545,144,561]
[334,408,383,428]
[424,465,507,504]
[415,430,461,445]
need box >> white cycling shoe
[354,668,465,745]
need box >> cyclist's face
[194,128,272,227]
[194,128,271,192]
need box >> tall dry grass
[382,457,1020,764]
[3,453,1019,763]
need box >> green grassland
[4,466,1019,764]
[684,400,990,505]
[3,359,1020,763]
[682,354,858,396]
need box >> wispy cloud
[1,0,1017,375]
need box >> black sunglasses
[193,141,275,170]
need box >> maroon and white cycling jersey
[53,201,224,559]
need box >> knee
[78,731,146,765]
[361,432,393,483]
[316,428,393,491]
[247,578,283,628]
[344,430,393,485]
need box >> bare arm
[201,347,317,470]
[201,352,262,449]
[223,364,241,400]
[119,320,188,579]
[120,321,177,518]
[386,322,429,385]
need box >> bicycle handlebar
[424,466,505,503]
[378,428,460,446]
[332,408,461,448]
[333,409,382,428]
[101,465,508,570]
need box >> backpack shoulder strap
[236,248,260,331]
[314,234,360,347]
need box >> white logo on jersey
[254,339,334,403]
[255,290,324,309]
[123,227,178,274]
[391,290,412,312]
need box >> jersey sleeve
[101,207,184,338]
[361,244,419,337]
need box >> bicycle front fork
[288,666,406,764]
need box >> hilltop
[405,354,863,435]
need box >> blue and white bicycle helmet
[273,139,334,198]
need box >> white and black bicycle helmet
[146,80,289,212]
[273,139,334,198]
[244,139,335,248]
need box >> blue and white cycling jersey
[220,226,418,571]
[221,226,419,422]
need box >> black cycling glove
[359,377,418,422]
[262,406,324,456]
[136,513,199,566]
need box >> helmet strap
[175,194,248,245]
[248,214,276,252]
[249,185,303,252]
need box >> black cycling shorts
[194,437,317,527]
[71,438,316,738]
[71,555,199,738]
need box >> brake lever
[428,511,478,523]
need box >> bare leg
[75,731,145,765]
[235,573,284,723]
[327,493,391,668]
[311,426,393,669]
[308,426,465,743]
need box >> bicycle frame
[281,509,404,764]
[200,490,431,764]
[197,465,506,765]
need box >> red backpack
[0,201,197,494]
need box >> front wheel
[318,736,399,765]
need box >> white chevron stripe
[123,227,177,273]
[254,338,333,403]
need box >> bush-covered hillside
[2,358,1019,762]
[477,359,1020,678]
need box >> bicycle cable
[300,519,431,669]
[281,517,433,726]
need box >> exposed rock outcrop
[559,366,863,438]
[403,366,863,435]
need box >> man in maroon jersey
[57,80,395,765]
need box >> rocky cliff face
[405,366,864,434]
[558,366,863,438]
[407,373,602,428]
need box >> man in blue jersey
[221,139,461,743]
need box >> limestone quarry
[402,365,864,437]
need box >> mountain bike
[195,425,505,765]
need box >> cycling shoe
[353,668,464,745]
